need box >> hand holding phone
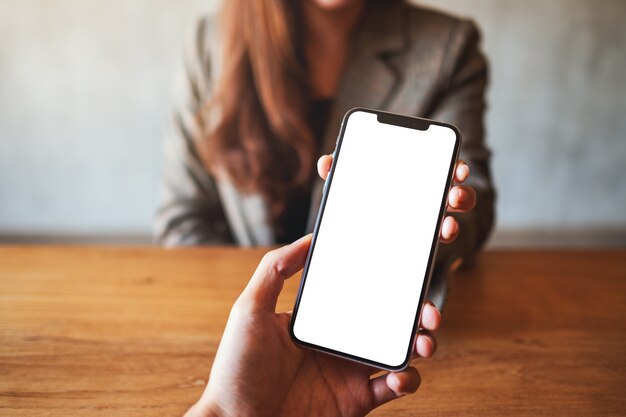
[187,236,442,417]
[291,108,461,370]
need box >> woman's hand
[186,235,441,417]
[317,154,477,244]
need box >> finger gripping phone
[290,108,460,371]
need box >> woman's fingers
[454,160,470,183]
[450,160,476,212]
[420,301,441,331]
[440,215,459,243]
[369,367,421,409]
[317,154,333,180]
[447,185,476,213]
[413,301,440,358]
[414,331,438,358]
[441,162,475,243]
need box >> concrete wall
[0,0,216,238]
[419,0,626,239]
[0,0,625,245]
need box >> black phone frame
[289,107,462,371]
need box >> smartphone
[289,108,461,371]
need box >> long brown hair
[199,0,316,222]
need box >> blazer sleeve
[430,20,496,275]
[154,18,235,246]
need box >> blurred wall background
[0,0,625,246]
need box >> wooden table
[1,247,625,416]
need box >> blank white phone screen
[292,110,457,368]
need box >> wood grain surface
[0,247,625,416]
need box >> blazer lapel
[306,2,410,233]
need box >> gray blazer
[155,1,495,308]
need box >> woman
[156,0,495,308]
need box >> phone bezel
[289,107,462,371]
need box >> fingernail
[456,189,466,202]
